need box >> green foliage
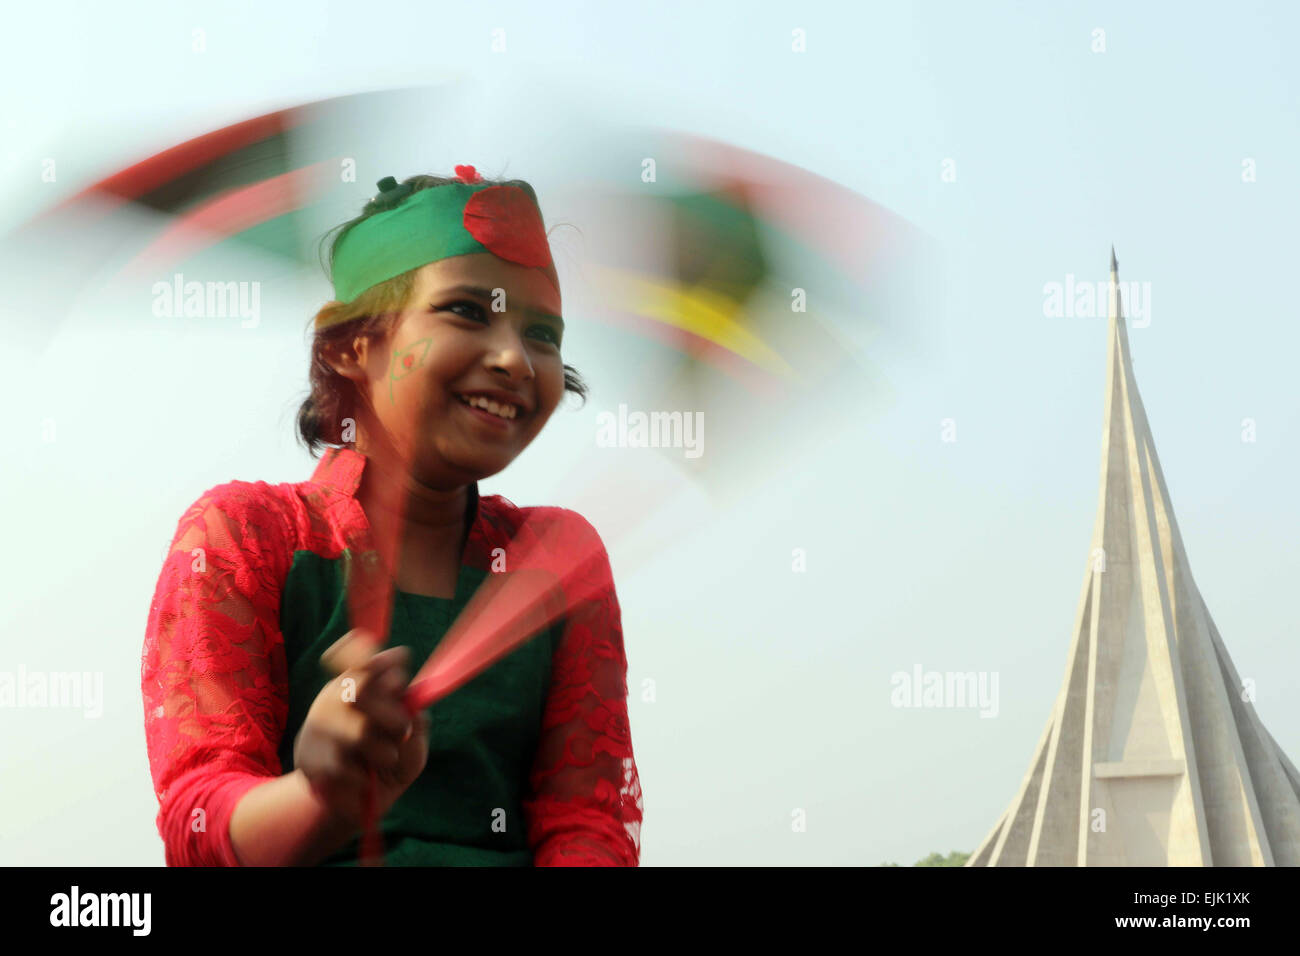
[915,850,970,867]
[879,850,971,867]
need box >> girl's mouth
[454,393,520,431]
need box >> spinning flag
[530,129,930,563]
[13,88,931,865]
[2,86,445,355]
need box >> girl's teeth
[459,394,516,419]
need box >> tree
[880,850,971,867]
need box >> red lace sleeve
[141,483,291,866]
[522,512,643,866]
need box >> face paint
[389,336,433,405]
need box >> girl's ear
[321,335,370,384]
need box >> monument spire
[968,250,1300,866]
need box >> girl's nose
[484,333,534,382]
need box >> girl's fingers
[329,754,372,797]
[331,689,408,746]
[331,671,412,746]
[362,646,411,681]
[354,650,410,703]
[403,712,431,746]
[357,694,413,740]
[326,640,409,693]
[302,740,370,800]
[356,729,403,771]
[321,628,380,674]
[324,637,412,710]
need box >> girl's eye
[529,325,562,347]
[439,301,561,348]
[444,301,487,321]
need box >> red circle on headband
[462,186,552,269]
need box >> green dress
[142,445,642,867]
[276,553,563,866]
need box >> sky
[1,1,1297,866]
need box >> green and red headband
[326,165,557,322]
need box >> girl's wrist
[230,769,361,866]
[294,770,365,844]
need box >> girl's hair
[296,173,588,457]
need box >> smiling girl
[142,167,643,866]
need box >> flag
[2,85,449,354]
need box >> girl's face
[340,252,567,487]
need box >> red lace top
[141,446,642,866]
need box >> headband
[325,165,558,323]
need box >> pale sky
[2,1,1297,866]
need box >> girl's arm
[521,511,643,866]
[144,483,341,866]
[228,769,359,866]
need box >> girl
[141,167,643,866]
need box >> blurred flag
[554,129,929,519]
[1,86,445,354]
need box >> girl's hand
[293,628,429,827]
